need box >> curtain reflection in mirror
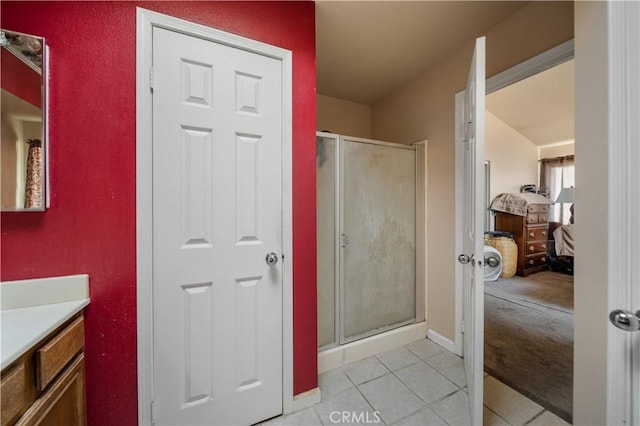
[24,138,42,208]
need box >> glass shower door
[340,138,416,343]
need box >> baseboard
[426,329,459,355]
[318,322,428,374]
[292,387,321,412]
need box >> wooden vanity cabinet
[495,204,550,276]
[1,315,85,426]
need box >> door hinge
[340,233,349,248]
[151,400,156,425]
[149,67,154,91]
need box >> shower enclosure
[317,132,424,350]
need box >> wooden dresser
[1,314,85,426]
[495,204,550,276]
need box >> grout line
[405,341,446,361]
[484,404,512,426]
[426,388,467,408]
[317,344,556,426]
[388,368,430,405]
[351,381,386,425]
[523,409,548,425]
[341,356,391,387]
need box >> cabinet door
[17,355,85,426]
[1,360,36,426]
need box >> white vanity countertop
[1,274,90,370]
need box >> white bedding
[553,224,575,257]
[490,192,553,217]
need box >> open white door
[458,37,485,425]
[605,1,640,424]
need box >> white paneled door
[152,27,283,425]
[459,36,485,425]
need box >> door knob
[265,252,279,266]
[458,254,474,265]
[485,256,500,268]
[609,309,640,332]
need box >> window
[540,155,575,224]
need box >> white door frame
[135,8,294,424]
[453,39,574,356]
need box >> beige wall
[1,112,18,209]
[486,110,539,202]
[317,94,372,138]
[539,142,575,159]
[371,1,574,341]
[573,2,608,424]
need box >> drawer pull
[542,231,547,236]
[529,246,535,252]
[529,259,535,265]
[529,232,535,238]
[542,244,547,249]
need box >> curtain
[24,138,42,208]
[540,155,575,224]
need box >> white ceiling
[316,1,530,104]
[486,59,575,146]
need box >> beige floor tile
[484,376,544,426]
[527,410,572,426]
[343,357,390,385]
[261,407,323,425]
[376,347,420,371]
[358,373,425,425]
[430,390,471,426]
[484,406,510,426]
[395,406,447,425]
[406,338,446,360]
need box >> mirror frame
[1,29,48,212]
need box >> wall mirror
[1,29,47,211]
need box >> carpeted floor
[484,271,574,423]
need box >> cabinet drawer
[526,241,548,254]
[1,360,33,426]
[525,253,548,268]
[527,204,549,214]
[526,226,548,241]
[526,213,548,224]
[36,317,84,391]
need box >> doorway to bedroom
[483,54,575,424]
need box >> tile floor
[264,339,570,426]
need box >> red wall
[0,2,317,425]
